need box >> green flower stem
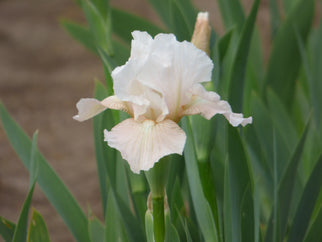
[145,156,170,242]
[152,196,165,242]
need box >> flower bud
[191,12,211,55]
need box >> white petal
[73,96,130,121]
[111,32,214,122]
[112,59,169,121]
[73,98,108,121]
[130,31,153,59]
[136,35,213,118]
[104,118,186,173]
[181,84,252,126]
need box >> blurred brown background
[0,0,275,241]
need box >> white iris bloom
[74,31,252,173]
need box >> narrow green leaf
[169,0,197,41]
[0,217,16,242]
[88,217,104,242]
[304,203,322,242]
[228,0,260,112]
[181,118,218,242]
[27,209,50,242]
[189,115,221,239]
[269,0,281,37]
[29,131,39,189]
[93,81,116,215]
[98,49,117,74]
[168,178,185,238]
[282,0,301,15]
[217,28,234,65]
[310,23,322,125]
[223,158,233,242]
[91,0,110,19]
[0,103,90,242]
[276,119,310,239]
[109,41,130,66]
[61,20,129,65]
[92,84,144,242]
[250,92,293,187]
[264,0,314,107]
[265,119,310,242]
[128,172,148,226]
[60,20,97,54]
[266,89,297,152]
[244,28,265,113]
[302,23,322,127]
[105,191,126,242]
[81,0,113,55]
[249,93,274,177]
[12,183,35,242]
[111,8,165,44]
[115,154,132,211]
[227,126,254,242]
[272,129,279,242]
[288,156,322,242]
[145,210,154,242]
[217,0,245,30]
[165,210,180,242]
[183,220,193,242]
[110,190,145,242]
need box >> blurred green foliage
[1,0,321,241]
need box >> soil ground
[0,0,272,241]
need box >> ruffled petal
[104,118,186,173]
[135,33,213,119]
[131,31,153,60]
[73,96,130,121]
[111,31,214,122]
[181,84,252,126]
[112,58,169,121]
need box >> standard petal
[73,96,130,121]
[112,59,168,121]
[136,34,213,119]
[131,31,153,60]
[111,31,214,122]
[181,84,252,126]
[104,118,186,173]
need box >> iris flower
[74,31,252,173]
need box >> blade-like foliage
[0,103,91,242]
[288,156,322,242]
[0,217,16,242]
[93,81,116,214]
[226,126,254,242]
[181,118,218,242]
[228,0,260,112]
[217,0,245,31]
[12,183,35,242]
[80,0,113,55]
[265,119,310,242]
[61,20,98,54]
[88,216,105,242]
[269,0,281,37]
[27,209,50,242]
[264,0,314,107]
[168,0,197,41]
[105,191,128,242]
[304,202,322,242]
